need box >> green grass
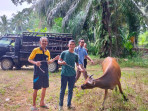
[89,54,100,59]
[90,53,148,68]
[0,55,148,111]
[0,88,5,95]
[15,79,25,87]
[10,104,21,111]
[119,55,148,68]
[141,77,148,85]
[8,73,14,78]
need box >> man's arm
[28,55,59,66]
[76,63,79,70]
[58,57,66,65]
[76,63,85,72]
[47,55,60,64]
[28,59,41,67]
[84,48,94,64]
[85,55,94,64]
[28,49,41,67]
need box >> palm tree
[0,15,10,35]
[11,0,148,57]
[34,0,115,56]
[130,0,148,26]
[33,0,148,57]
[10,8,32,34]
[35,0,94,34]
[11,0,33,5]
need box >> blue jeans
[59,75,75,107]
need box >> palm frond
[62,0,82,28]
[11,0,33,5]
[0,15,10,34]
[130,0,148,25]
[77,0,93,31]
[46,0,74,26]
[68,0,93,36]
[35,0,54,16]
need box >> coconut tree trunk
[100,0,112,57]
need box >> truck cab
[0,34,21,70]
[0,35,17,58]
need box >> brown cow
[81,57,128,109]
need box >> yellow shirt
[29,47,50,61]
[29,47,50,75]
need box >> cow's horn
[90,74,94,78]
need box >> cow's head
[81,74,95,89]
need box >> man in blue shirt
[75,38,94,83]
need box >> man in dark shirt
[28,37,59,111]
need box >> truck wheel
[48,61,58,73]
[1,58,13,70]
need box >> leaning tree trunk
[100,0,112,57]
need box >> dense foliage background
[0,0,148,57]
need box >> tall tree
[35,0,94,35]
[11,0,33,5]
[99,0,112,57]
[11,0,148,57]
[0,15,10,35]
[10,8,32,34]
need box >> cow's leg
[102,89,108,106]
[99,89,108,110]
[118,81,128,101]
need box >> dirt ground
[0,62,148,111]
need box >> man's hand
[91,60,94,64]
[80,68,85,72]
[35,61,41,67]
[78,65,85,72]
[47,55,60,64]
[58,60,66,65]
[61,61,66,65]
[86,55,94,64]
[54,55,60,60]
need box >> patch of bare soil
[0,63,148,111]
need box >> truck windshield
[0,38,12,47]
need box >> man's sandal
[40,105,49,109]
[30,107,38,111]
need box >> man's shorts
[33,74,49,90]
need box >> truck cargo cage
[21,32,73,53]
[4,34,21,37]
